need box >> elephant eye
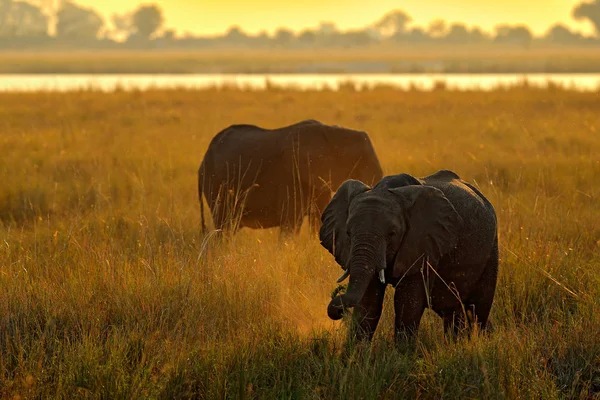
[389,230,397,238]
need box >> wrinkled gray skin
[320,170,498,342]
[198,120,383,235]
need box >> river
[0,73,599,92]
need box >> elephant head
[320,179,464,320]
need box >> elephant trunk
[327,236,386,320]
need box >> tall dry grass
[0,84,599,398]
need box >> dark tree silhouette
[469,27,489,43]
[573,0,600,35]
[131,4,164,39]
[161,29,175,40]
[317,22,338,36]
[109,12,132,41]
[274,27,294,45]
[373,9,412,38]
[298,29,316,45]
[545,24,582,43]
[0,0,48,37]
[407,27,429,42]
[224,26,247,44]
[427,19,447,38]
[494,24,533,46]
[340,29,373,46]
[2,2,597,51]
[56,1,104,40]
[444,24,489,43]
[445,23,470,43]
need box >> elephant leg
[465,239,499,331]
[394,276,427,342]
[349,277,386,343]
[211,203,240,237]
[210,185,237,234]
[209,200,226,232]
[443,310,467,337]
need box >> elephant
[198,120,383,235]
[320,170,498,342]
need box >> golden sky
[77,0,593,35]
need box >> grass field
[0,84,599,398]
[2,46,600,73]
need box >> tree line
[1,0,600,49]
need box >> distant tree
[469,26,489,43]
[161,29,175,40]
[407,26,429,42]
[445,23,470,43]
[573,0,600,35]
[274,27,294,46]
[255,30,269,45]
[340,30,373,47]
[109,12,133,41]
[317,22,338,36]
[545,23,582,44]
[31,0,59,34]
[494,24,533,47]
[181,30,195,39]
[444,23,490,44]
[33,0,57,12]
[56,1,103,40]
[224,25,247,43]
[364,26,382,40]
[297,29,316,45]
[131,4,163,39]
[0,0,49,37]
[373,9,412,38]
[427,19,447,38]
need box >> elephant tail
[200,191,206,235]
[198,165,206,235]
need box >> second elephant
[198,120,383,234]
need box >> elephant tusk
[379,269,386,284]
[336,269,350,283]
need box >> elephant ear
[319,180,370,267]
[389,185,463,278]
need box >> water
[0,73,599,92]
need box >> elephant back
[422,172,497,267]
[279,123,383,189]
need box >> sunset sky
[76,0,593,36]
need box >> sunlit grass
[0,85,599,398]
